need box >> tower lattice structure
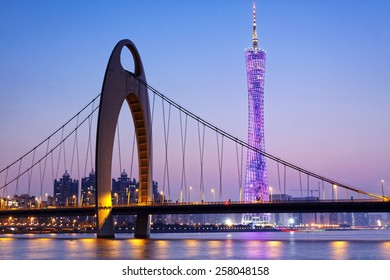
[242,3,270,225]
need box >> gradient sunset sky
[0,0,389,199]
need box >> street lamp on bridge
[160,191,165,204]
[211,188,215,202]
[269,186,273,202]
[188,186,192,203]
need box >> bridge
[1,39,389,239]
[1,200,389,218]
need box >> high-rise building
[53,170,79,206]
[242,3,270,225]
[81,169,96,206]
[111,170,137,205]
[111,170,138,225]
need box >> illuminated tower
[242,3,270,225]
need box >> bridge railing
[113,198,388,207]
[2,198,389,212]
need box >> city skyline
[0,1,389,199]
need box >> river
[1,229,390,260]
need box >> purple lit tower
[242,3,270,225]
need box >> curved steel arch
[95,39,152,238]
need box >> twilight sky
[0,0,389,200]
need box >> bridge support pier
[96,209,115,239]
[134,214,151,238]
[95,39,153,239]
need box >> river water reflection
[1,230,390,260]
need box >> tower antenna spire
[252,2,258,49]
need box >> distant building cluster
[0,169,161,209]
[51,169,163,207]
[268,194,376,228]
[0,172,389,229]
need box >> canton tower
[242,3,270,225]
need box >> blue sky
[0,0,389,200]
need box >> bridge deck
[1,200,390,218]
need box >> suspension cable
[63,128,67,173]
[235,143,244,202]
[307,174,310,197]
[39,138,50,200]
[1,105,99,191]
[161,100,171,199]
[135,77,383,199]
[50,150,55,185]
[3,168,8,197]
[198,122,206,202]
[283,164,287,196]
[277,161,282,197]
[0,94,100,174]
[151,90,156,127]
[179,111,188,203]
[70,114,80,177]
[56,126,65,178]
[15,158,22,195]
[216,133,224,201]
[27,148,36,195]
[117,121,122,175]
[299,171,303,197]
[84,101,96,177]
[89,99,96,171]
[129,132,136,180]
